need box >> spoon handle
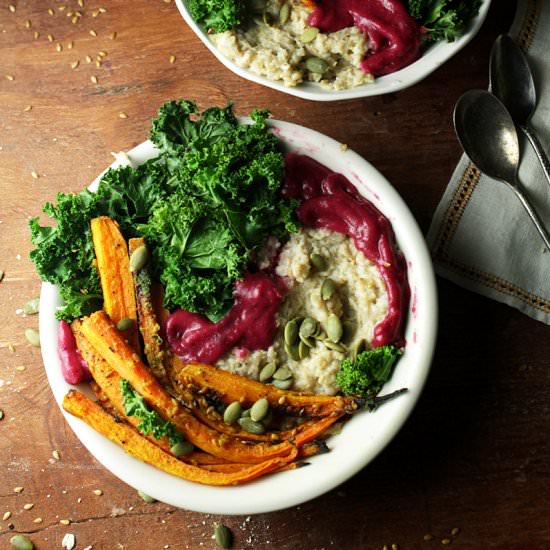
[511,184,550,252]
[520,123,550,189]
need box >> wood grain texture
[4,1,548,549]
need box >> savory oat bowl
[175,0,492,100]
[36,101,437,513]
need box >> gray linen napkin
[426,0,550,325]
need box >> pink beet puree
[307,0,422,76]
[166,272,284,364]
[58,319,91,384]
[282,153,409,347]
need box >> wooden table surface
[4,1,548,549]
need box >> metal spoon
[454,89,550,252]
[490,34,550,186]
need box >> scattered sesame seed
[48,8,54,15]
[0,271,4,283]
[23,105,32,112]
[91,75,98,84]
[6,75,14,81]
[77,498,82,503]
[110,31,117,40]
[23,503,34,510]
[0,409,4,420]
[89,29,97,37]
[391,545,399,550]
[56,43,63,52]
[24,19,31,28]
[52,450,61,460]
[98,50,107,57]
[3,511,11,521]
[424,534,434,541]
[71,15,79,24]
[33,517,43,524]
[75,11,82,17]
[8,5,16,13]
[95,60,102,68]
[48,34,54,42]
[62,533,76,550]
[60,519,71,525]
[70,60,79,69]
[14,487,24,493]
[67,41,74,49]
[99,7,106,13]
[8,344,15,352]
[92,9,99,17]
[118,112,128,119]
[16,366,26,371]
[31,170,39,179]
[33,31,40,39]
[93,489,103,496]
[340,143,348,151]
[169,55,176,64]
[58,5,67,11]
[85,55,92,63]
[78,0,84,6]
[451,528,460,537]
[441,539,451,546]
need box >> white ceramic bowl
[174,0,492,101]
[39,119,437,514]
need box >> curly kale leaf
[120,379,183,446]
[336,345,403,397]
[186,0,245,33]
[407,0,482,42]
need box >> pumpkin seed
[298,340,310,359]
[314,330,327,341]
[23,298,40,315]
[259,362,277,382]
[352,338,368,360]
[300,26,319,43]
[214,523,233,549]
[137,490,156,503]
[262,10,273,25]
[223,401,242,425]
[284,318,299,346]
[240,408,251,418]
[248,0,266,13]
[170,440,193,457]
[342,321,356,344]
[10,535,34,550]
[238,416,265,434]
[305,56,329,74]
[284,341,300,361]
[129,245,149,272]
[323,339,346,353]
[273,378,293,390]
[116,317,134,331]
[326,313,343,343]
[279,2,290,25]
[250,397,269,422]
[25,328,40,347]
[299,317,317,339]
[273,366,292,381]
[309,252,327,272]
[320,278,336,301]
[299,333,314,348]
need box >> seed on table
[259,362,276,382]
[70,60,79,69]
[48,8,54,15]
[214,523,232,549]
[250,398,269,422]
[0,409,4,421]
[52,449,60,460]
[309,252,327,272]
[25,328,40,347]
[85,55,92,63]
[93,489,103,496]
[98,50,107,57]
[31,170,39,179]
[6,75,14,81]
[0,270,4,282]
[56,43,63,52]
[59,519,71,525]
[23,105,32,112]
[110,32,117,40]
[8,5,16,13]
[67,41,74,49]
[451,527,460,536]
[3,511,11,520]
[137,490,156,503]
[10,535,34,550]
[23,503,34,510]
[441,539,451,546]
[423,534,434,541]
[47,34,54,42]
[89,29,97,37]
[300,26,319,43]
[33,517,42,524]
[23,298,40,315]
[119,112,128,119]
[14,487,24,493]
[223,401,241,425]
[61,533,75,550]
[169,54,176,64]
[24,20,31,28]
[33,31,39,39]
[90,75,98,84]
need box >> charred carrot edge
[62,390,297,486]
[168,361,363,417]
[90,216,140,353]
[79,311,304,464]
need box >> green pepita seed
[301,26,319,43]
[0,270,4,282]
[299,317,317,339]
[309,252,327,272]
[320,278,336,301]
[238,416,265,434]
[326,313,343,343]
[299,333,314,348]
[129,245,149,272]
[137,490,157,503]
[25,328,40,347]
[298,340,310,359]
[214,523,233,549]
[284,318,299,346]
[305,56,329,74]
[223,401,242,425]
[262,10,273,25]
[273,378,293,390]
[279,2,290,25]
[259,362,277,382]
[352,338,368,360]
[10,535,34,550]
[284,341,301,361]
[240,408,251,418]
[116,317,134,331]
[323,339,346,353]
[273,366,292,381]
[248,0,266,13]
[250,397,269,422]
[170,440,194,457]
[23,298,40,315]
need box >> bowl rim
[173,0,492,101]
[39,118,438,514]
